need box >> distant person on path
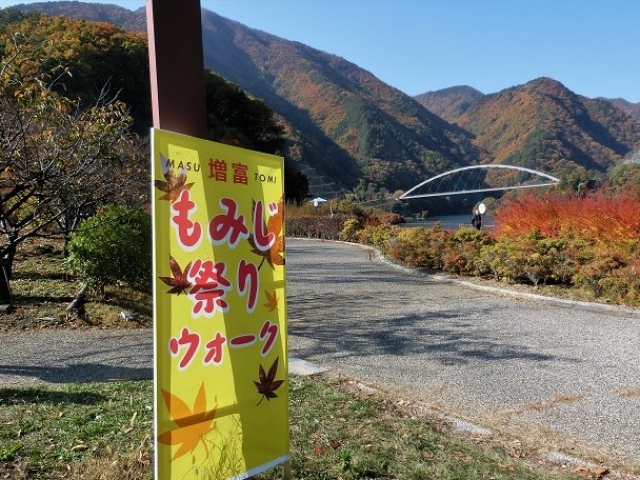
[471,209,482,230]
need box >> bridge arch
[398,164,559,200]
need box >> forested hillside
[452,78,640,187]
[414,86,484,124]
[6,1,146,30]
[7,2,640,199]
[0,12,152,133]
[0,8,309,204]
[9,2,485,197]
[199,10,485,195]
[607,98,640,121]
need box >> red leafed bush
[495,191,640,245]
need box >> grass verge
[0,238,152,332]
[0,380,153,479]
[0,375,588,480]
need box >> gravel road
[2,238,639,471]
[285,239,640,471]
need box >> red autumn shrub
[495,191,640,245]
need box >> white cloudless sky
[6,0,640,102]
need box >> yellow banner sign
[151,129,288,479]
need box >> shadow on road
[0,363,153,384]
[287,284,579,366]
[0,387,106,404]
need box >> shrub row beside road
[288,191,640,307]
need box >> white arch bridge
[398,164,559,200]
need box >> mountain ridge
[198,9,484,192]
[6,2,640,197]
[453,77,640,176]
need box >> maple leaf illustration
[248,196,285,270]
[158,256,192,295]
[154,152,194,201]
[254,356,284,405]
[263,290,279,312]
[157,383,217,461]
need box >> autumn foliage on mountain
[1,6,310,205]
[0,11,151,131]
[9,2,484,195]
[456,78,640,172]
[605,98,640,122]
[7,2,640,199]
[417,79,640,190]
[414,86,484,124]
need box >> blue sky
[8,0,640,102]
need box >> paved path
[0,329,153,385]
[285,239,640,470]
[2,238,640,470]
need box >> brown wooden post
[146,0,207,138]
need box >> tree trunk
[66,284,88,319]
[3,232,18,279]
[0,258,11,303]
